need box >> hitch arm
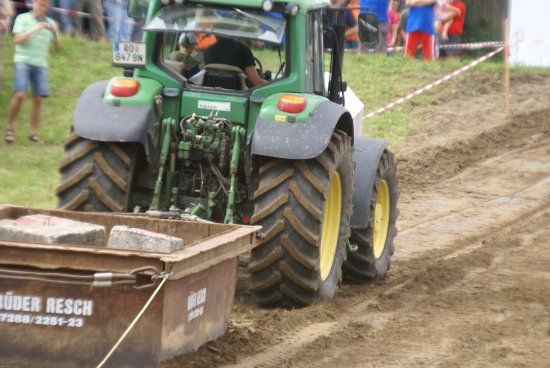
[150,118,176,211]
[224,126,245,224]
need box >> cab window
[306,10,325,96]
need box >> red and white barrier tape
[385,41,504,53]
[11,1,140,26]
[439,41,503,50]
[363,46,504,121]
[384,46,403,52]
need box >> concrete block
[107,226,184,254]
[0,215,106,246]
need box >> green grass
[0,36,547,208]
[341,52,550,144]
[0,36,117,208]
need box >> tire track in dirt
[398,107,550,191]
[242,113,550,366]
[285,208,550,368]
[396,154,549,259]
[216,199,550,368]
[162,75,550,368]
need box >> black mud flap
[251,100,354,160]
[350,137,389,229]
[72,81,157,157]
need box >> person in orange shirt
[195,33,217,51]
[345,0,360,49]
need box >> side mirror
[358,13,379,44]
[128,0,149,19]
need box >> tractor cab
[143,4,288,91]
[126,0,356,107]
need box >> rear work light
[277,94,307,114]
[110,78,140,97]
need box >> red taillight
[277,94,307,114]
[110,78,140,97]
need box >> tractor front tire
[343,150,399,283]
[56,134,137,212]
[249,130,353,307]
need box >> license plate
[113,42,146,67]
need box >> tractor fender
[72,80,157,157]
[350,137,390,229]
[251,100,354,160]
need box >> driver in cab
[204,37,268,87]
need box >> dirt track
[163,73,550,368]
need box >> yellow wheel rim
[320,172,342,281]
[373,180,390,259]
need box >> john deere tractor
[56,0,399,306]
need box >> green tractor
[56,0,399,307]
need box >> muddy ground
[163,73,550,368]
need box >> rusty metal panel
[159,258,238,360]
[0,259,239,367]
[0,205,260,367]
[0,241,166,274]
[0,277,165,368]
[165,230,258,279]
[0,206,259,277]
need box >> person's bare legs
[29,96,42,137]
[441,18,452,40]
[7,92,26,132]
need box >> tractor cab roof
[176,0,329,13]
[145,0,330,44]
[145,4,288,44]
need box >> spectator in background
[131,20,143,41]
[104,0,133,42]
[440,0,465,58]
[0,0,14,94]
[73,0,106,41]
[360,0,389,54]
[6,0,61,144]
[49,0,74,36]
[345,0,360,49]
[404,0,436,61]
[323,0,356,50]
[0,0,14,34]
[128,0,148,41]
[387,0,400,48]
[397,6,409,45]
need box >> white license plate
[113,42,146,67]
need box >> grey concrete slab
[107,226,184,254]
[0,215,106,246]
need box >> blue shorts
[13,62,49,97]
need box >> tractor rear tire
[56,134,137,212]
[343,150,399,283]
[249,130,353,307]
